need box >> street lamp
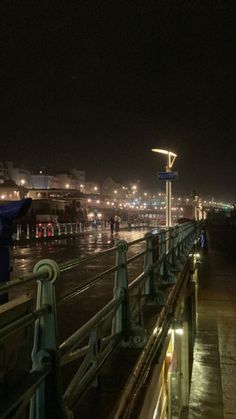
[152,148,177,227]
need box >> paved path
[188,246,236,419]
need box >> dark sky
[1,1,235,201]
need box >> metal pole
[168,180,172,226]
[26,223,30,239]
[166,152,173,227]
[16,224,20,241]
[166,153,171,227]
[166,180,171,227]
[152,148,177,228]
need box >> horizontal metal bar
[126,250,146,264]
[112,256,194,418]
[61,332,122,366]
[0,305,50,341]
[57,265,118,306]
[0,270,49,295]
[64,337,119,410]
[127,237,146,247]
[129,271,147,291]
[0,366,51,418]
[60,295,124,357]
[59,246,117,272]
[61,304,120,364]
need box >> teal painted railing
[0,222,203,418]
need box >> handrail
[0,221,204,418]
[59,245,118,272]
[113,257,193,418]
[0,269,49,295]
[57,264,119,305]
[0,305,50,340]
[60,295,124,358]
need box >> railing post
[170,227,183,272]
[26,223,30,239]
[144,232,155,299]
[112,240,129,340]
[30,259,65,419]
[160,229,176,285]
[35,224,39,239]
[16,224,20,241]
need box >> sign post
[158,172,178,181]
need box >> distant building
[5,161,31,187]
[101,177,127,199]
[0,162,8,183]
[29,174,60,189]
[85,181,101,195]
[70,169,85,191]
[0,180,27,201]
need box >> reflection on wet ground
[11,230,147,278]
[188,249,236,419]
[10,229,148,340]
[11,229,236,418]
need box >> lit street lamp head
[151,148,177,169]
[152,148,177,158]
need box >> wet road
[10,229,149,343]
[11,229,148,278]
[188,247,236,419]
[9,228,236,417]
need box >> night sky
[1,1,235,201]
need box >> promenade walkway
[188,243,236,418]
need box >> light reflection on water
[11,230,147,278]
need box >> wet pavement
[10,228,149,339]
[188,246,236,419]
[8,228,150,417]
[11,229,148,278]
[9,227,236,418]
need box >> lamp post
[152,148,177,227]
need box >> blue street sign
[157,171,178,180]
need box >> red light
[38,223,42,227]
[47,223,51,227]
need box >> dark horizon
[1,2,235,202]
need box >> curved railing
[0,222,204,418]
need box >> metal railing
[0,222,203,418]
[13,221,151,241]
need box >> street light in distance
[152,148,178,227]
